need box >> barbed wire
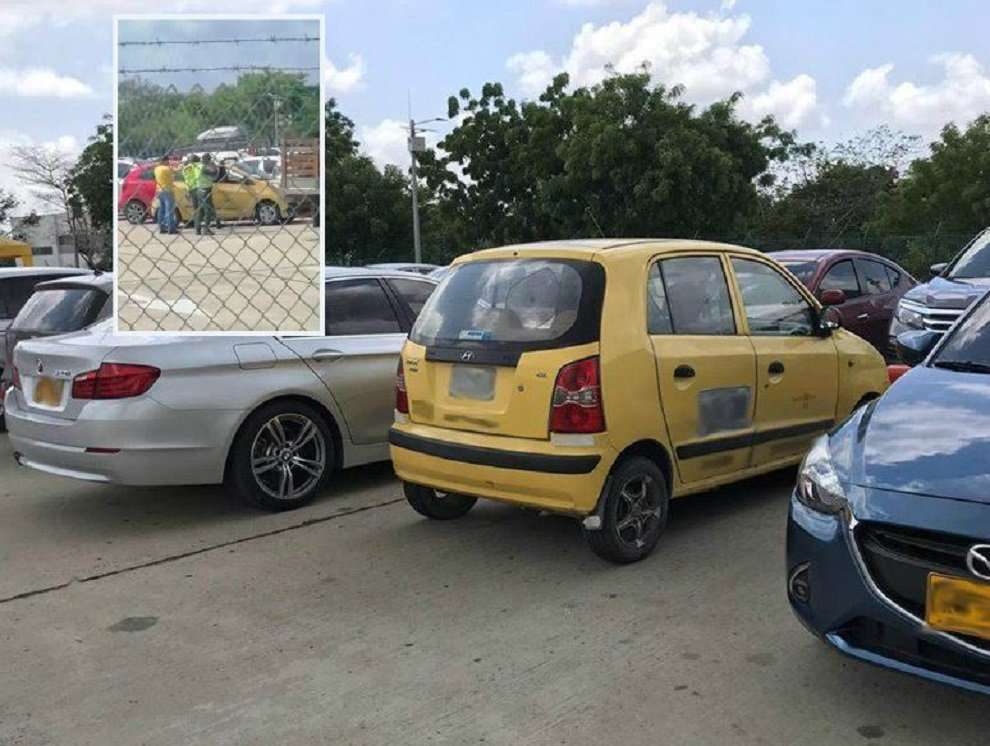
[119,65,320,75]
[119,35,319,47]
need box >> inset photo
[114,15,323,333]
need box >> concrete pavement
[0,434,986,745]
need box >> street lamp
[408,116,447,263]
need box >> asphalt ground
[0,433,986,745]
[115,221,321,333]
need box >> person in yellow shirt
[153,154,177,235]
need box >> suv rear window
[411,259,604,351]
[11,287,107,333]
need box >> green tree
[69,115,114,231]
[875,115,990,236]
[0,188,18,235]
[418,71,796,253]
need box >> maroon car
[769,250,916,356]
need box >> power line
[119,35,319,47]
[119,65,320,75]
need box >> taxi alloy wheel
[256,200,281,226]
[585,457,669,564]
[124,200,147,224]
[403,482,477,520]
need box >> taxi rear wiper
[931,359,990,373]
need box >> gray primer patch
[108,616,159,633]
[697,386,752,437]
[857,725,885,740]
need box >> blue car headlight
[796,436,848,515]
[894,300,925,330]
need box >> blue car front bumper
[787,490,990,695]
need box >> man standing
[195,154,217,236]
[182,155,201,227]
[153,154,177,235]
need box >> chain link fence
[115,19,322,333]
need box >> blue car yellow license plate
[926,573,990,641]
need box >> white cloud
[359,119,411,169]
[843,54,990,135]
[740,74,823,129]
[505,1,821,128]
[0,67,93,98]
[324,53,365,95]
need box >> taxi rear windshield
[410,258,604,351]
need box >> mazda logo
[966,545,990,581]
[460,351,474,362]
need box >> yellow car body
[155,166,289,225]
[389,239,888,560]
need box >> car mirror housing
[896,329,940,366]
[929,262,948,278]
[819,288,846,306]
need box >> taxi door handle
[312,349,343,363]
[768,361,785,376]
[673,364,696,380]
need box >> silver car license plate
[450,365,495,401]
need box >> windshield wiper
[932,360,990,374]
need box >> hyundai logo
[36,359,44,375]
[460,351,474,362]
[966,545,990,581]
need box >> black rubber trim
[389,428,600,475]
[676,419,834,460]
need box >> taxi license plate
[32,376,64,407]
[926,572,990,641]
[449,365,495,401]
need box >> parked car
[0,268,90,419]
[118,162,156,224]
[156,165,290,226]
[1,273,111,431]
[389,239,889,563]
[788,292,990,695]
[770,250,916,357]
[366,263,439,276]
[889,228,990,350]
[4,268,437,510]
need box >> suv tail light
[550,356,604,433]
[72,363,160,400]
[395,359,409,414]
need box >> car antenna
[585,206,605,238]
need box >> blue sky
[2,0,990,211]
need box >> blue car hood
[832,366,990,504]
[903,276,990,309]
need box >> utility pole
[408,118,423,263]
[407,112,447,264]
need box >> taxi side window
[647,257,736,335]
[731,258,815,337]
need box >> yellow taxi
[389,239,889,563]
[154,165,289,225]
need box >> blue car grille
[856,521,990,653]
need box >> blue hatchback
[787,290,990,694]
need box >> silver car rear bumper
[4,390,240,486]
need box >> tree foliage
[417,71,797,255]
[69,115,114,232]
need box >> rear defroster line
[0,496,404,605]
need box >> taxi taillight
[395,359,409,414]
[549,356,605,434]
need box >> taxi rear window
[410,259,604,352]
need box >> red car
[118,162,158,224]
[769,250,916,357]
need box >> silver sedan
[4,267,437,510]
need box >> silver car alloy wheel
[257,202,278,225]
[250,413,326,500]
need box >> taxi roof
[457,238,764,263]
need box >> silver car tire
[226,400,334,511]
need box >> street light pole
[409,118,422,263]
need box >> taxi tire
[403,482,477,520]
[584,457,669,564]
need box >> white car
[5,268,437,510]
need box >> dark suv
[889,228,990,349]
